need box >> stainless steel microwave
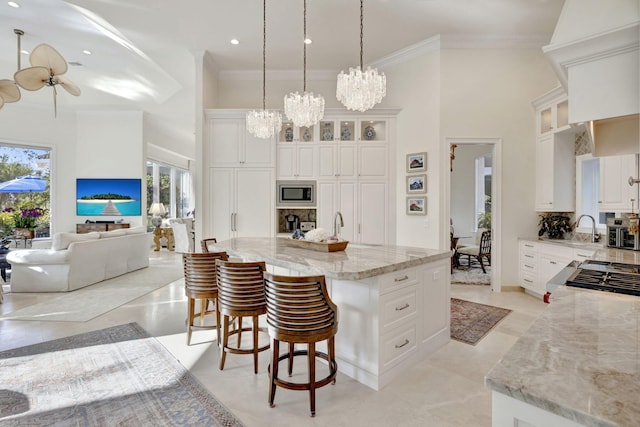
[276,180,316,207]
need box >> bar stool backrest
[215,260,267,317]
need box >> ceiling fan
[12,29,81,116]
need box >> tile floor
[0,251,547,426]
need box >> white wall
[440,48,560,284]
[73,111,146,233]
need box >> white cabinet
[599,154,639,213]
[535,132,575,212]
[316,179,387,245]
[276,144,316,179]
[207,116,275,167]
[532,87,570,138]
[209,168,274,240]
[518,240,597,297]
[317,144,357,179]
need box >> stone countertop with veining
[485,286,640,427]
[519,237,640,264]
[208,237,450,280]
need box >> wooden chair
[263,272,339,417]
[456,229,492,273]
[182,251,228,345]
[201,237,217,253]
[450,232,459,273]
[215,260,270,373]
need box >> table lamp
[148,203,166,228]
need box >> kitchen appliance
[606,217,640,250]
[276,180,316,207]
[300,221,316,232]
[285,214,300,232]
[565,260,640,297]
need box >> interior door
[235,168,274,238]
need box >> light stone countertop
[208,237,450,280]
[519,237,640,264]
[485,286,640,427]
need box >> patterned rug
[450,298,511,345]
[0,323,244,426]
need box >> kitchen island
[485,286,640,427]
[209,237,451,390]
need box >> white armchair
[167,218,195,253]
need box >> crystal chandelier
[284,0,324,128]
[246,0,282,139]
[336,0,386,112]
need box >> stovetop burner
[565,260,640,297]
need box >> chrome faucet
[333,211,344,239]
[577,214,598,243]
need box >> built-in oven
[607,217,640,250]
[276,180,316,207]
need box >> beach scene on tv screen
[76,179,141,216]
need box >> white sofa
[7,226,153,292]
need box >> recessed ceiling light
[304,38,312,44]
[230,39,239,45]
[82,50,92,55]
[7,2,20,8]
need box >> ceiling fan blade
[14,67,49,91]
[53,85,57,118]
[56,75,81,96]
[30,44,68,76]
[0,80,21,103]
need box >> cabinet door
[599,154,638,212]
[235,168,274,238]
[338,181,357,242]
[337,145,357,179]
[535,136,554,211]
[359,181,387,245]
[358,144,387,178]
[316,180,337,233]
[318,145,336,178]
[209,119,242,167]
[276,145,296,179]
[210,168,234,240]
[297,145,316,178]
[244,130,275,166]
[421,262,449,342]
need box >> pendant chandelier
[246,0,282,139]
[336,0,386,112]
[284,0,324,128]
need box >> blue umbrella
[0,175,47,193]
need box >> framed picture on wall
[407,174,426,194]
[406,196,426,215]
[406,152,427,173]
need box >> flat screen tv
[76,178,142,216]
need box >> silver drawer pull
[395,339,409,349]
[524,278,533,283]
[577,253,589,257]
[525,254,534,258]
[524,264,534,269]
[394,275,409,282]
[395,303,410,311]
[525,244,534,248]
[550,261,557,265]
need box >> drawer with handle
[381,286,417,332]
[381,324,417,370]
[379,268,418,294]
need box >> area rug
[451,266,491,285]
[450,298,511,345]
[0,322,244,426]
[0,262,183,322]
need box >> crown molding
[217,33,553,81]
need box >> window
[575,154,610,230]
[0,144,51,238]
[146,160,192,222]
[475,155,492,230]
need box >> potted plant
[5,207,47,239]
[538,213,573,239]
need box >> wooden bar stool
[263,272,339,417]
[215,260,270,373]
[200,237,217,253]
[182,251,228,345]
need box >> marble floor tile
[0,251,548,426]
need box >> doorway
[443,137,502,292]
